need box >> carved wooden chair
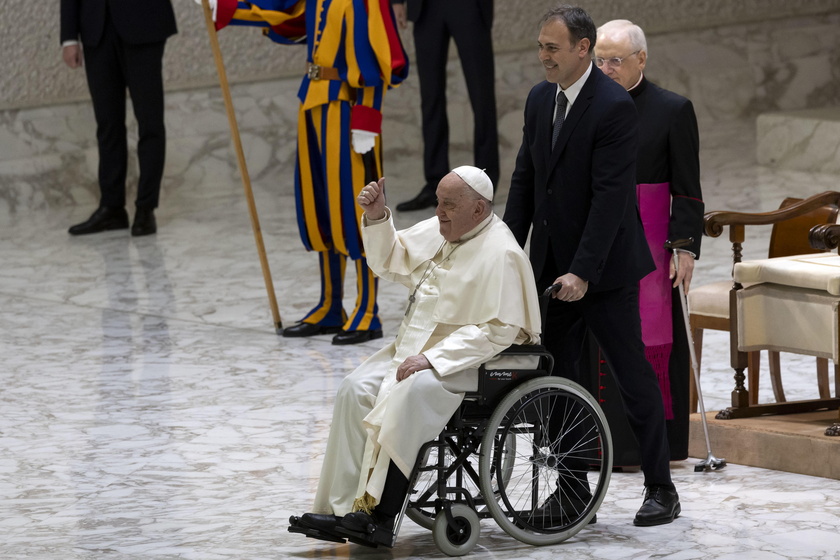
[690,192,840,420]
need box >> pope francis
[289,166,542,545]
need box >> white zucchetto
[451,166,494,201]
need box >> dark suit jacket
[393,0,493,27]
[504,65,654,292]
[60,0,177,46]
[632,77,704,257]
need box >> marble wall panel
[757,108,840,173]
[4,0,840,110]
[2,8,839,217]
[644,13,840,122]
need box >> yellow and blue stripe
[302,250,380,331]
[302,250,347,326]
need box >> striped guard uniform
[216,0,408,332]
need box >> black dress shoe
[332,329,383,345]
[298,513,343,534]
[531,492,596,526]
[395,189,437,212]
[282,322,343,338]
[68,206,129,235]
[338,511,395,547]
[633,485,680,526]
[131,207,157,237]
[341,511,393,533]
[289,513,346,542]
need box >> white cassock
[313,209,542,516]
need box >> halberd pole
[200,0,283,333]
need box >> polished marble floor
[2,74,840,558]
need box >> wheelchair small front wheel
[432,504,480,557]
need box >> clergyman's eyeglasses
[594,51,640,68]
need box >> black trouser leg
[583,285,673,488]
[124,39,167,210]
[446,1,499,188]
[375,461,410,521]
[83,22,128,209]
[412,3,451,192]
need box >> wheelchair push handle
[537,283,562,336]
[542,283,563,298]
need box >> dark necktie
[551,90,568,150]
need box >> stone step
[757,107,840,174]
[689,409,840,479]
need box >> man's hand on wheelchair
[358,177,387,221]
[396,354,431,381]
[552,273,588,302]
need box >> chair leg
[689,327,703,413]
[824,367,840,436]
[816,358,830,399]
[768,351,786,402]
[747,351,760,406]
[835,362,840,399]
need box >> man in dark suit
[503,5,680,527]
[595,19,704,461]
[60,0,177,236]
[391,0,499,211]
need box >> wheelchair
[294,286,613,556]
[400,341,612,554]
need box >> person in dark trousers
[60,0,177,236]
[391,0,500,211]
[595,19,704,460]
[503,5,680,527]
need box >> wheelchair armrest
[483,344,553,372]
[469,344,554,408]
[496,343,542,355]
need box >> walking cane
[200,0,283,334]
[665,239,726,472]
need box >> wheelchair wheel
[478,377,612,546]
[432,503,480,557]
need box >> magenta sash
[637,182,674,419]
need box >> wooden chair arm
[809,223,840,251]
[704,191,840,238]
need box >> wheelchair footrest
[287,517,347,544]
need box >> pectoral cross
[405,292,417,317]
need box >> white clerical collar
[451,213,494,245]
[628,71,644,92]
[555,61,592,114]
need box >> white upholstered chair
[732,237,840,431]
[689,193,840,417]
